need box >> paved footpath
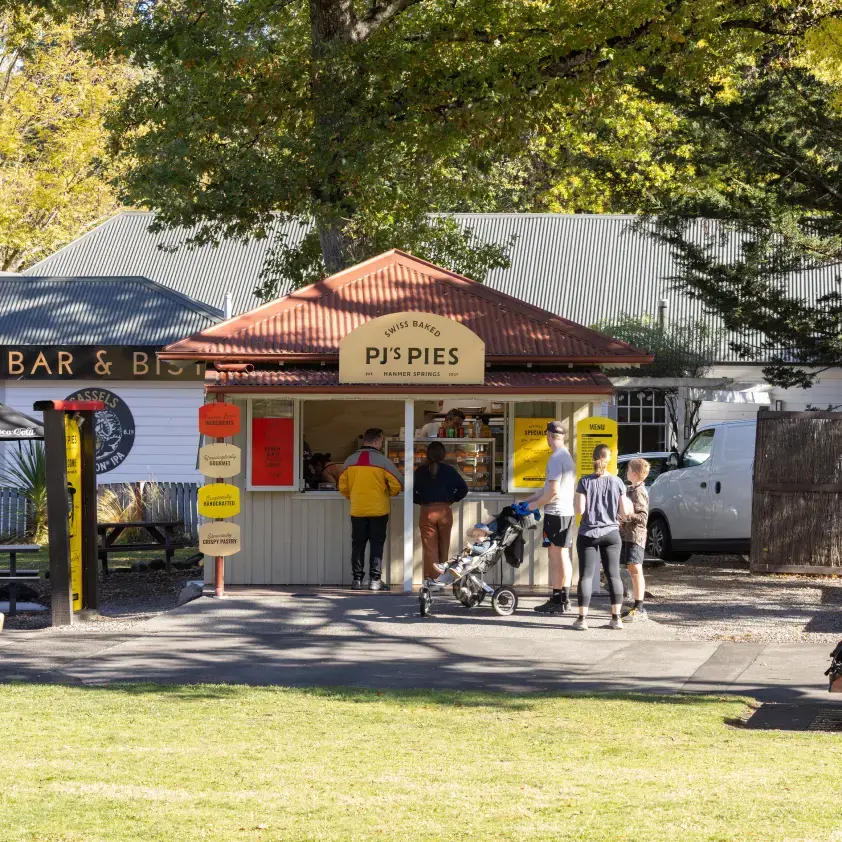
[0,591,835,702]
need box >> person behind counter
[419,409,465,438]
[338,428,404,591]
[414,441,469,579]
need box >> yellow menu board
[198,483,241,518]
[512,417,554,488]
[65,416,83,611]
[576,417,618,478]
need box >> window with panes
[615,389,668,455]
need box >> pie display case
[385,438,495,492]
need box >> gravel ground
[642,555,842,643]
[1,566,203,633]
[3,555,842,644]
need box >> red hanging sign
[252,417,294,486]
[199,403,241,437]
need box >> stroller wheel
[492,586,518,616]
[419,587,432,617]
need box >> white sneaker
[573,616,588,631]
[609,615,623,630]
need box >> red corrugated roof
[205,367,614,395]
[162,250,651,364]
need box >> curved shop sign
[339,311,485,384]
[65,388,136,474]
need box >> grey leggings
[576,530,623,609]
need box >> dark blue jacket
[413,463,469,505]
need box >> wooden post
[42,408,72,626]
[79,409,99,611]
[403,398,414,593]
[214,394,224,598]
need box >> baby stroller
[418,503,540,618]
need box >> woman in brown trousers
[414,441,469,580]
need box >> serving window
[245,397,583,495]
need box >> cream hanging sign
[339,312,485,384]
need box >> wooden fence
[751,409,842,574]
[98,482,200,542]
[0,482,199,542]
[0,487,27,538]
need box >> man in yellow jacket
[338,428,404,590]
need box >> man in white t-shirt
[525,420,576,614]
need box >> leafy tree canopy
[89,0,834,293]
[632,9,842,388]
[0,8,131,271]
[593,315,723,379]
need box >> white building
[0,275,221,483]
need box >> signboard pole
[403,399,414,593]
[79,410,99,611]
[214,394,225,598]
[42,409,72,626]
[35,399,104,626]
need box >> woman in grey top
[573,444,630,630]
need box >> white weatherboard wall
[697,366,842,427]
[4,380,205,483]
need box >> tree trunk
[308,0,358,275]
[317,222,350,276]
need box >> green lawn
[1,686,841,842]
[6,545,199,576]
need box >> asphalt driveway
[0,590,834,702]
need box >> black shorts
[544,514,574,548]
[621,541,645,566]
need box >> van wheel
[646,517,691,562]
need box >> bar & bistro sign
[339,312,485,384]
[0,346,205,380]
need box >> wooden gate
[751,409,842,573]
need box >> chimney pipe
[657,298,669,330]
[222,292,233,320]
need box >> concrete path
[0,591,835,702]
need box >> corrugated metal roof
[206,366,613,394]
[164,250,651,363]
[25,212,841,361]
[0,276,222,344]
[24,212,308,317]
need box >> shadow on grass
[15,682,755,713]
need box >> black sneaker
[350,579,363,590]
[533,599,569,614]
[369,579,390,591]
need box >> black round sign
[64,388,136,474]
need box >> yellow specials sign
[576,417,618,478]
[339,311,486,384]
[198,443,242,479]
[65,415,83,611]
[512,417,554,488]
[199,522,241,557]
[198,483,241,518]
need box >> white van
[646,420,756,560]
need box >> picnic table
[97,521,184,574]
[0,544,41,617]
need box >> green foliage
[94,0,832,292]
[0,441,47,541]
[0,9,131,271]
[259,216,511,296]
[631,12,842,388]
[593,315,723,378]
